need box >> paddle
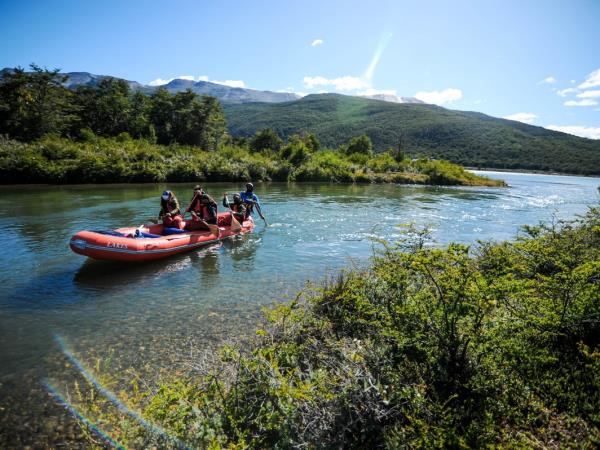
[182,190,220,237]
[199,218,220,237]
[223,193,243,232]
[254,201,268,226]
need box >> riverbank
[468,166,600,178]
[1,176,598,447]
[0,135,504,187]
[59,201,600,448]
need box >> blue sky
[1,0,599,138]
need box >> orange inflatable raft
[70,213,254,262]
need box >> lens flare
[53,334,192,450]
[364,32,394,82]
[43,379,127,449]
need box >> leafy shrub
[71,206,600,448]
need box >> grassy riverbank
[61,202,599,448]
[0,135,504,186]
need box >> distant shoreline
[467,167,600,179]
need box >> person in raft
[159,190,184,229]
[222,192,247,222]
[185,185,218,230]
[240,182,260,217]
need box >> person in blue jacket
[240,182,260,217]
[240,182,268,225]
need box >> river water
[0,172,598,446]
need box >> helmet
[161,190,171,201]
[193,185,203,192]
[245,182,254,192]
[233,193,241,203]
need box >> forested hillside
[224,94,600,175]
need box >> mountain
[59,72,299,103]
[223,94,600,175]
[159,79,300,103]
[60,71,147,91]
[360,93,424,104]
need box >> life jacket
[229,199,248,219]
[191,195,216,220]
[161,197,178,215]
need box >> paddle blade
[230,212,242,232]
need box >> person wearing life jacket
[186,185,218,230]
[223,192,247,222]
[159,190,184,229]
[240,182,260,217]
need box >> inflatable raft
[70,213,254,262]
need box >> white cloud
[571,79,576,84]
[539,76,557,84]
[311,39,323,47]
[503,112,538,124]
[147,75,208,86]
[148,78,171,86]
[303,75,368,91]
[577,90,600,99]
[546,125,600,139]
[557,87,576,97]
[212,79,246,88]
[564,99,598,107]
[578,68,600,89]
[414,88,463,105]
[357,87,398,96]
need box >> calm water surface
[0,172,598,446]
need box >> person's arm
[170,198,181,216]
[185,197,195,213]
[236,203,247,220]
[222,194,230,209]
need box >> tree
[73,77,132,136]
[249,128,283,153]
[390,135,406,162]
[280,135,311,166]
[303,133,320,152]
[148,87,174,145]
[198,95,227,151]
[0,64,74,140]
[346,134,373,156]
[128,91,151,139]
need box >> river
[0,171,598,447]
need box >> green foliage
[0,66,227,149]
[77,207,599,448]
[224,94,600,175]
[345,134,373,156]
[249,128,283,153]
[0,134,503,186]
[0,64,74,140]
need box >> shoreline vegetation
[0,66,504,187]
[0,134,504,186]
[61,202,599,448]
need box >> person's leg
[163,215,184,229]
[171,215,184,229]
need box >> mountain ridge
[222,93,600,175]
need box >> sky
[1,0,599,138]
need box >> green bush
[0,135,503,186]
[65,206,598,449]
